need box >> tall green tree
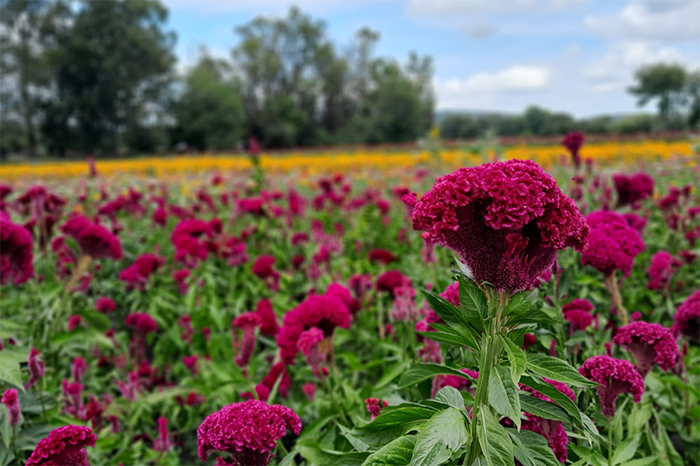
[0,0,69,157]
[42,0,176,155]
[628,63,687,123]
[171,50,245,151]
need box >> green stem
[608,416,614,466]
[465,335,501,465]
[39,377,47,422]
[12,425,18,462]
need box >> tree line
[440,63,700,140]
[0,1,433,157]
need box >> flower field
[0,137,699,466]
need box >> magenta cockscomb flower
[579,355,645,417]
[0,214,35,285]
[613,321,679,378]
[672,290,700,343]
[62,379,86,420]
[25,347,45,389]
[277,294,350,364]
[376,270,411,297]
[412,160,588,292]
[72,357,87,383]
[297,327,326,376]
[60,215,122,260]
[95,297,116,313]
[197,400,301,465]
[1,389,20,426]
[252,255,281,291]
[561,131,585,168]
[171,219,213,266]
[613,172,654,207]
[562,299,595,334]
[440,282,460,306]
[325,283,361,315]
[26,425,97,466]
[173,269,190,295]
[255,299,279,337]
[153,416,173,453]
[119,253,164,291]
[232,312,260,368]
[365,398,389,421]
[647,251,680,291]
[582,211,645,277]
[368,249,397,264]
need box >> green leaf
[459,275,487,324]
[477,408,514,466]
[421,324,478,351]
[375,361,410,389]
[519,375,581,424]
[526,353,596,387]
[434,386,465,410]
[410,408,468,466]
[364,405,437,432]
[398,363,473,389]
[502,293,531,317]
[508,429,560,466]
[418,324,476,348]
[612,434,640,465]
[518,393,569,423]
[422,289,473,336]
[0,358,23,390]
[498,333,526,385]
[362,436,416,466]
[620,457,659,466]
[488,366,521,430]
[507,310,554,326]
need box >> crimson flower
[60,215,122,260]
[412,160,588,292]
[197,400,301,465]
[26,425,97,466]
[579,355,644,418]
[613,321,679,378]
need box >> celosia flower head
[60,215,122,260]
[25,347,45,389]
[562,298,594,333]
[672,290,700,343]
[277,294,350,364]
[125,313,158,334]
[579,355,644,417]
[412,160,588,292]
[581,211,645,277]
[647,251,680,291]
[613,173,654,207]
[26,425,97,466]
[0,214,35,285]
[255,299,279,336]
[561,131,585,168]
[95,297,116,313]
[1,389,20,426]
[197,400,301,465]
[376,270,411,297]
[613,321,679,378]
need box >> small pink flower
[613,321,679,378]
[1,389,20,426]
[579,355,644,418]
[95,297,116,313]
[25,347,45,389]
[303,383,316,401]
[72,357,87,383]
[153,416,173,453]
[365,398,389,420]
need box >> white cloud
[463,22,496,39]
[583,41,687,90]
[406,0,588,16]
[435,65,552,108]
[585,0,700,42]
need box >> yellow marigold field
[0,139,694,181]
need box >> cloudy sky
[163,0,700,117]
